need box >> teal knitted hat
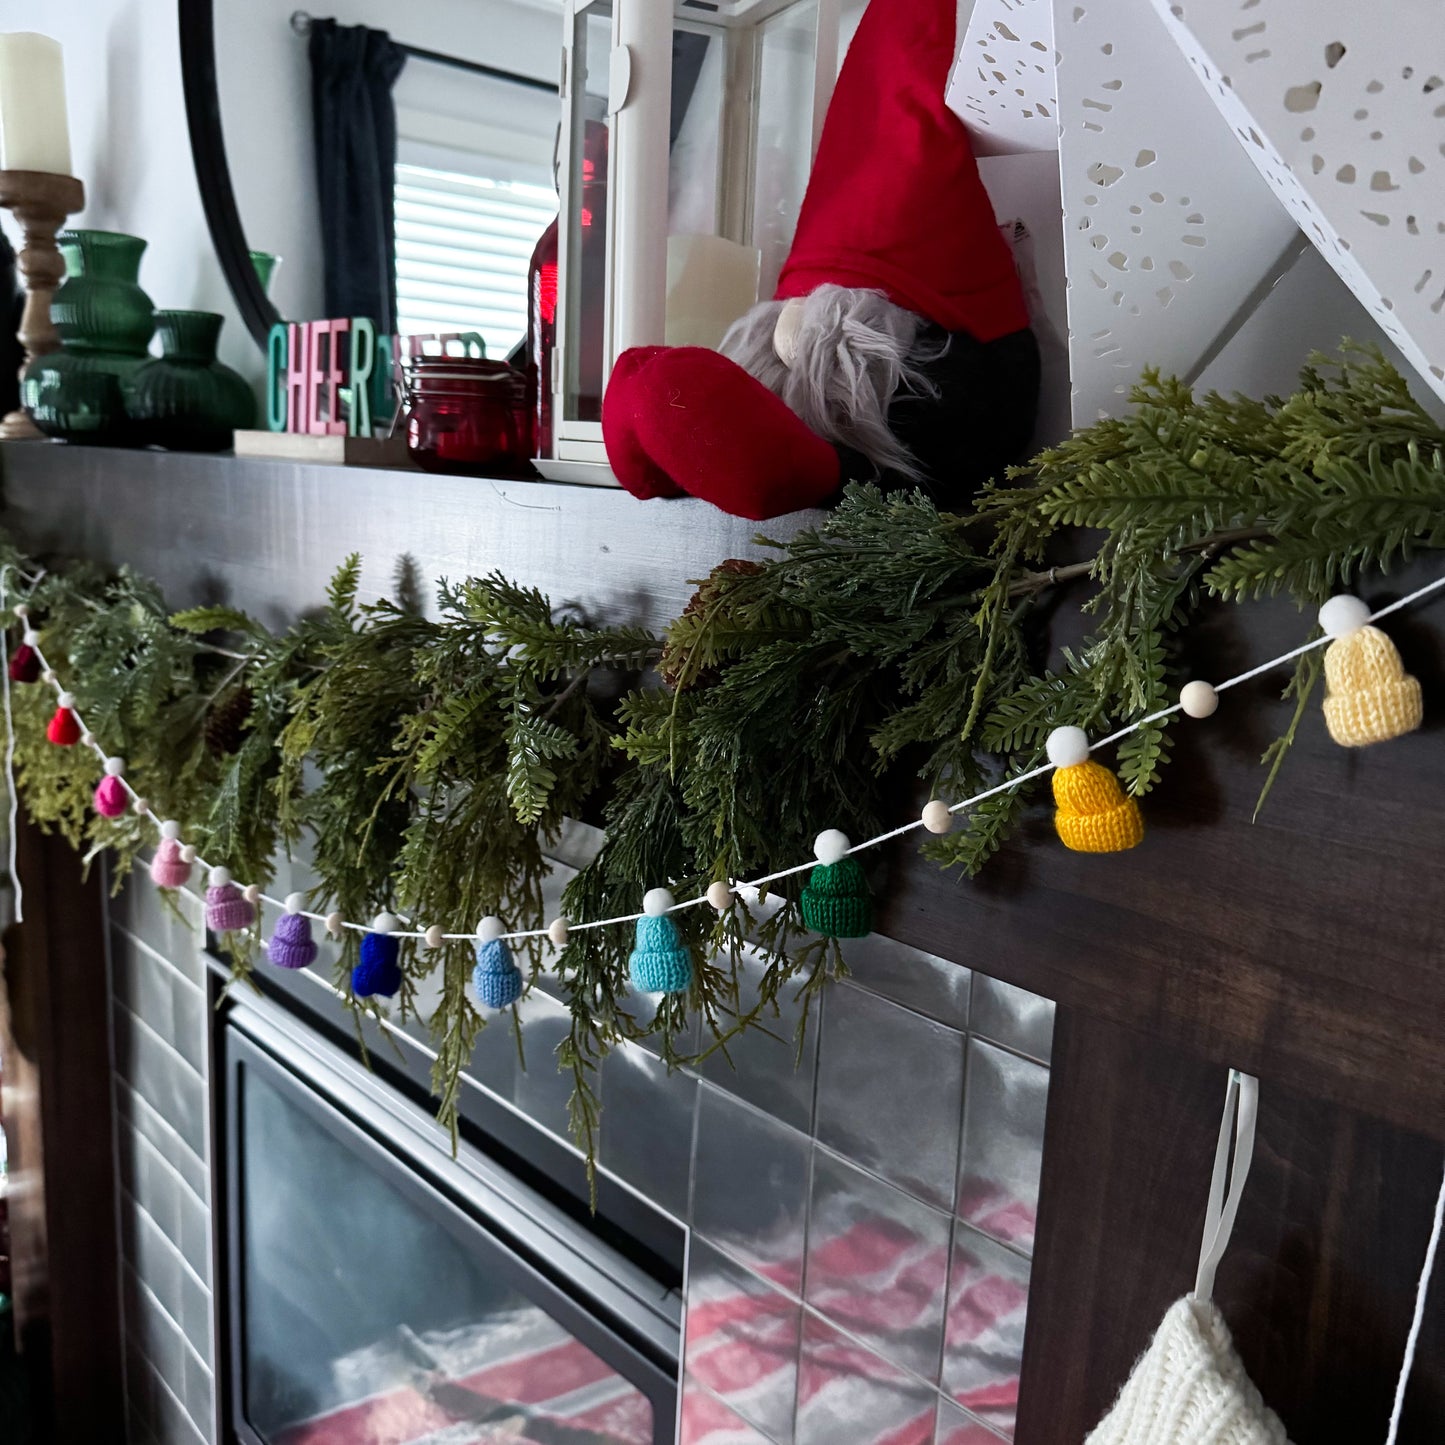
[628,889,693,994]
[473,919,523,1009]
[800,831,872,937]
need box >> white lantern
[540,0,844,478]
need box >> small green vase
[22,229,155,445]
[126,310,257,452]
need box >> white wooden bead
[243,884,262,906]
[79,731,95,748]
[547,917,569,947]
[40,668,55,686]
[325,910,344,938]
[131,796,150,817]
[1046,726,1090,768]
[180,844,197,864]
[1319,594,1370,639]
[424,924,444,949]
[814,829,850,865]
[1180,680,1219,718]
[642,888,674,916]
[921,800,953,834]
[706,880,734,911]
[14,603,29,619]
[476,915,505,943]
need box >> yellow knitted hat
[1052,760,1144,853]
[1319,597,1422,748]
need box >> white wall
[216,0,562,330]
[0,0,256,379]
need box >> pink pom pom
[94,775,128,818]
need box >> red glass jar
[402,357,531,477]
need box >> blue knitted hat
[628,913,693,995]
[352,914,402,998]
[473,934,523,1009]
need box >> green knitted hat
[800,856,873,938]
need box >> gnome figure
[602,0,1041,521]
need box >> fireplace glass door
[225,1023,675,1445]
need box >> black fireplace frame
[216,989,681,1445]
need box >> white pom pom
[180,844,197,864]
[1180,680,1218,719]
[325,910,344,938]
[131,796,150,817]
[208,866,231,887]
[21,627,38,646]
[1045,726,1090,769]
[104,756,125,777]
[284,892,306,915]
[56,690,74,709]
[706,880,734,911]
[424,924,444,949]
[1319,594,1371,639]
[642,887,674,917]
[372,912,398,934]
[160,819,181,841]
[547,917,569,947]
[14,603,29,619]
[921,800,953,834]
[476,915,505,943]
[243,884,262,906]
[40,668,55,686]
[814,829,850,866]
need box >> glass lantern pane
[752,0,820,296]
[563,2,613,426]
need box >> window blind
[394,162,557,360]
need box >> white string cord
[4,567,1445,946]
[1385,1157,1445,1445]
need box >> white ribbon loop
[1193,1068,1260,1305]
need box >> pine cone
[660,558,766,691]
[205,685,254,757]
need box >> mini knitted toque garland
[473,916,523,1008]
[352,912,403,998]
[1318,595,1423,747]
[628,890,694,994]
[1047,727,1144,854]
[799,831,874,937]
[268,894,319,970]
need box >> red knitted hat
[774,0,1029,343]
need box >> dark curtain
[308,19,407,331]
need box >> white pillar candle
[0,33,73,175]
[665,234,762,350]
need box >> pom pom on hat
[352,913,402,998]
[1319,599,1422,747]
[150,838,191,890]
[8,643,40,684]
[205,866,256,933]
[628,896,694,995]
[800,834,873,938]
[94,774,128,818]
[47,703,81,746]
[268,896,318,970]
[1052,758,1144,853]
[473,917,523,1009]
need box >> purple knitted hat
[268,911,318,970]
[205,871,256,934]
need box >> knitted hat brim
[1323,677,1423,747]
[1057,799,1144,854]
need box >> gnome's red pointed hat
[774,0,1028,342]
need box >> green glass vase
[22,229,155,445]
[125,310,256,452]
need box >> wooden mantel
[2,442,1442,1442]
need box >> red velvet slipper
[601,347,687,501]
[625,347,840,521]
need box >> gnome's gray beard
[718,284,945,481]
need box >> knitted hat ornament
[628,889,694,994]
[473,915,523,1008]
[800,830,873,938]
[1047,727,1144,854]
[352,912,403,998]
[1318,594,1422,748]
[268,894,319,970]
[205,863,256,934]
[149,836,192,890]
[47,692,81,746]
[8,641,40,684]
[93,757,128,819]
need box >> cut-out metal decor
[1148,0,1445,403]
[1051,0,1301,423]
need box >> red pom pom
[8,644,40,684]
[94,775,128,818]
[47,706,81,746]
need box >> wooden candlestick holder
[0,170,85,441]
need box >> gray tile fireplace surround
[4,447,1054,1445]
